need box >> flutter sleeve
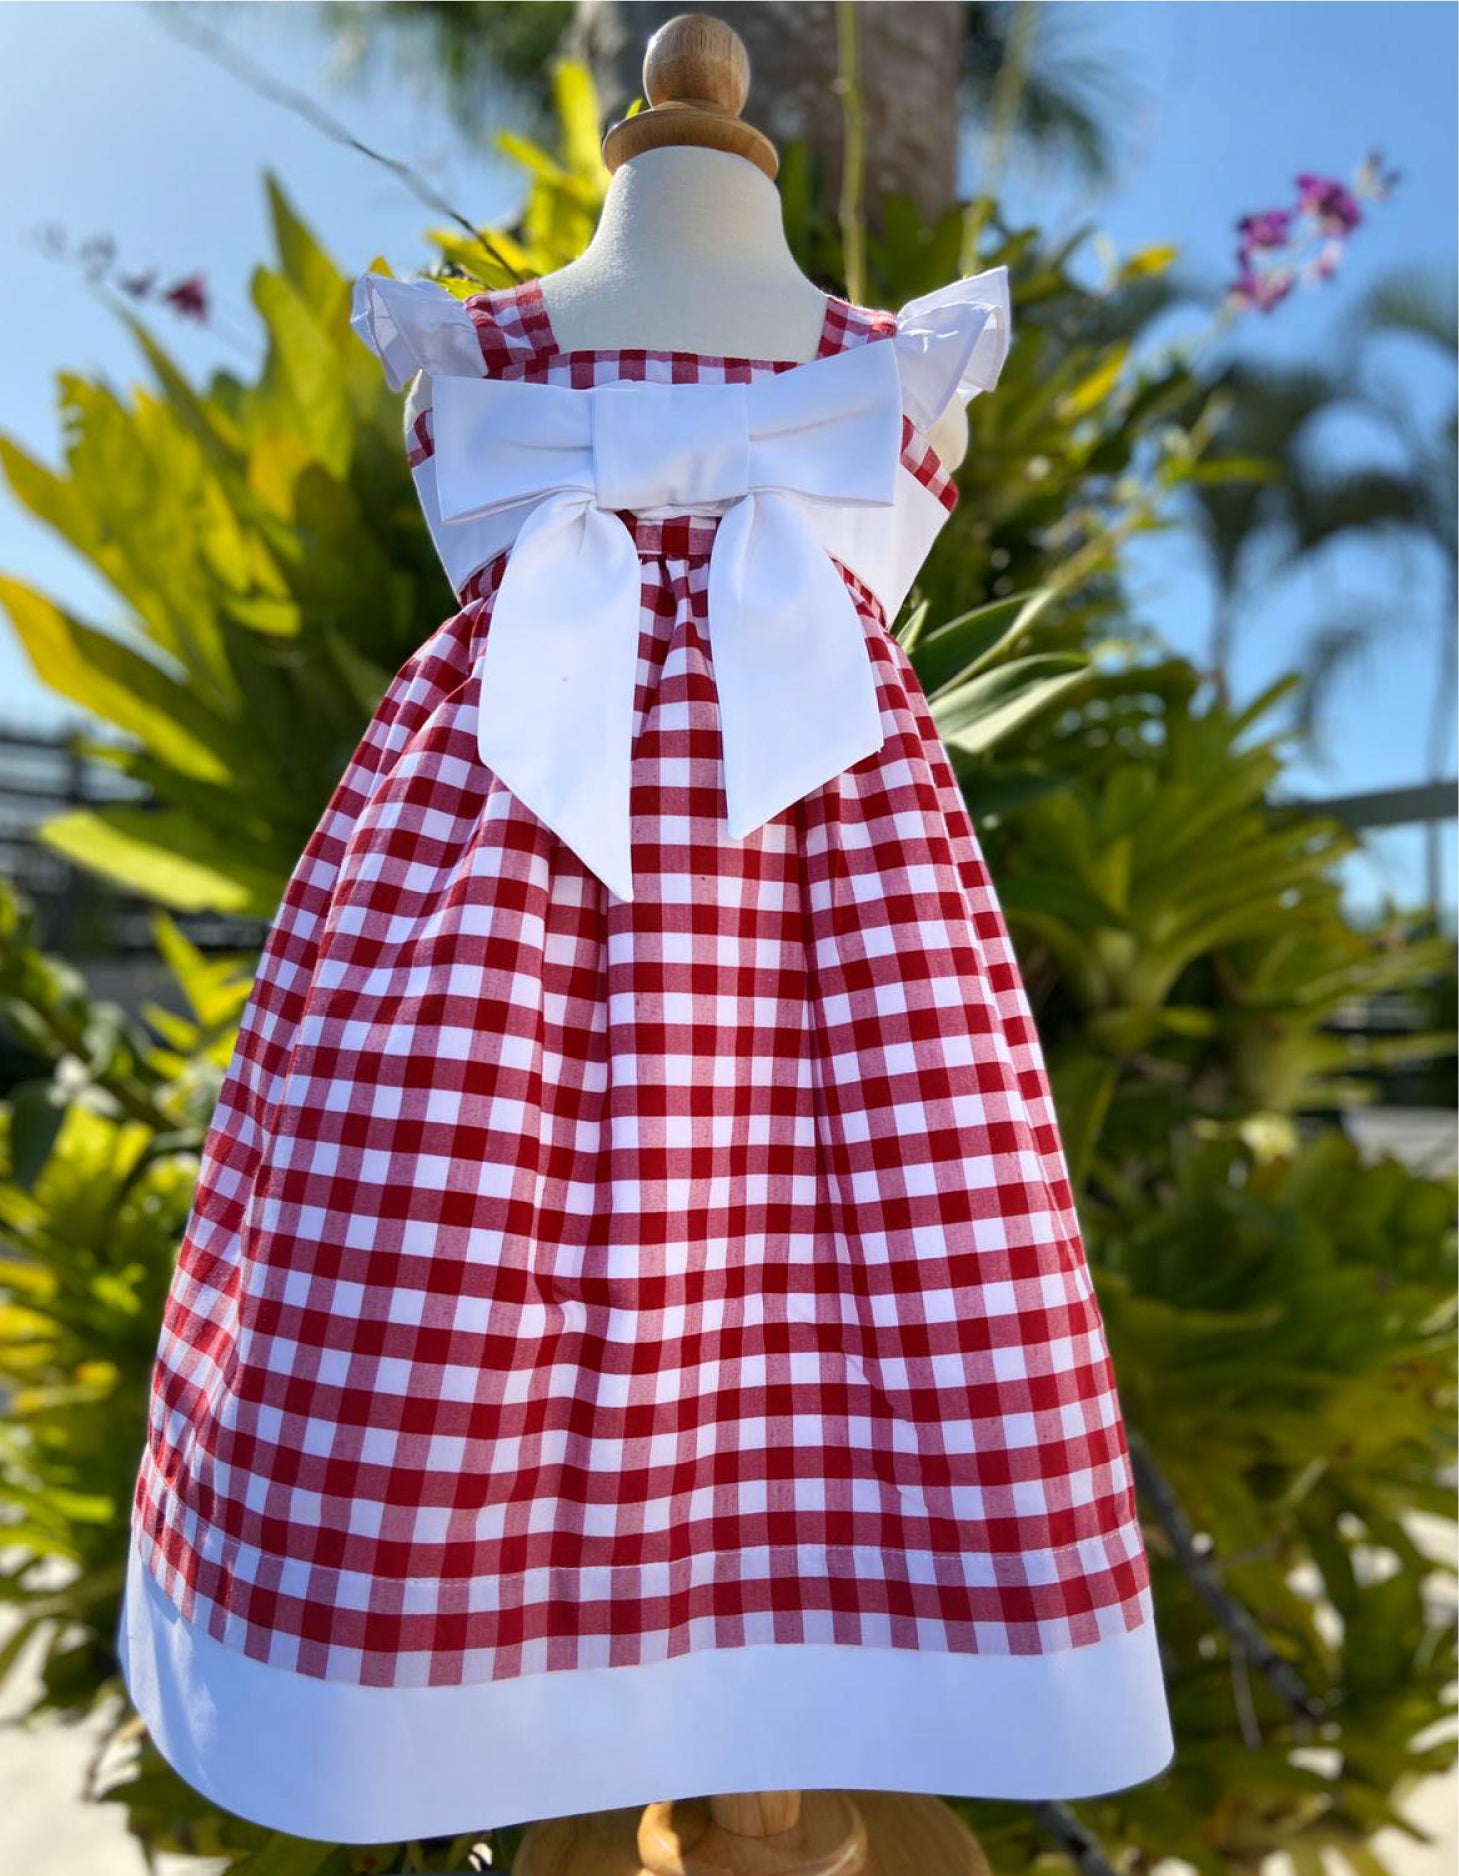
[892,264,1012,433]
[349,272,485,391]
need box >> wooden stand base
[515,1788,991,1876]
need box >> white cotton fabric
[349,266,1014,419]
[349,268,1011,596]
[893,264,1013,428]
[122,1538,1173,1843]
[349,273,490,389]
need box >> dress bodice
[353,268,1010,590]
[349,264,1012,903]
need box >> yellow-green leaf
[40,810,262,914]
[554,60,609,188]
[251,268,352,482]
[0,578,232,784]
[1118,243,1179,282]
[1056,347,1129,422]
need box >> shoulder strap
[463,281,559,372]
[892,264,1012,432]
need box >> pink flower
[162,273,208,322]
[1228,265,1297,314]
[1237,208,1292,260]
[1296,173,1362,236]
[1227,156,1395,317]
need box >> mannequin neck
[537,146,828,360]
[588,147,804,277]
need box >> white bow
[430,342,907,903]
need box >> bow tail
[709,492,887,844]
[474,496,644,903]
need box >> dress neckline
[472,275,876,373]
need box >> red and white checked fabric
[131,281,1154,1692]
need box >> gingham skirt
[131,509,1157,1698]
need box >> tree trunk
[570,1,965,224]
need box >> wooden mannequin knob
[602,12,779,181]
[645,13,749,115]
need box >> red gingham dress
[122,275,1172,1837]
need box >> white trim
[120,1539,1175,1845]
[893,267,1013,424]
[350,274,485,392]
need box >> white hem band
[120,1540,1174,1843]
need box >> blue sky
[0,2,1453,921]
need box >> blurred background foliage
[0,16,1453,1876]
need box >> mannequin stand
[515,1786,992,1875]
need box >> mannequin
[406,17,969,473]
[537,146,972,473]
[539,145,826,362]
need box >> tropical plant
[0,178,453,918]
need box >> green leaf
[1335,1847,1400,1876]
[959,763,1068,819]
[39,810,267,914]
[266,174,342,310]
[0,434,93,554]
[495,130,596,201]
[914,588,1056,698]
[224,1836,340,1876]
[1117,243,1180,282]
[554,60,609,187]
[932,655,1089,755]
[428,226,537,287]
[892,597,930,653]
[0,579,232,784]
[996,869,1130,931]
[1181,456,1285,486]
[7,1084,68,1191]
[1047,1053,1117,1188]
[251,269,353,482]
[1153,1005,1220,1037]
[150,913,253,1030]
[320,627,393,719]
[1056,345,1129,421]
[219,593,303,638]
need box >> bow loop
[743,346,904,506]
[434,380,593,526]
